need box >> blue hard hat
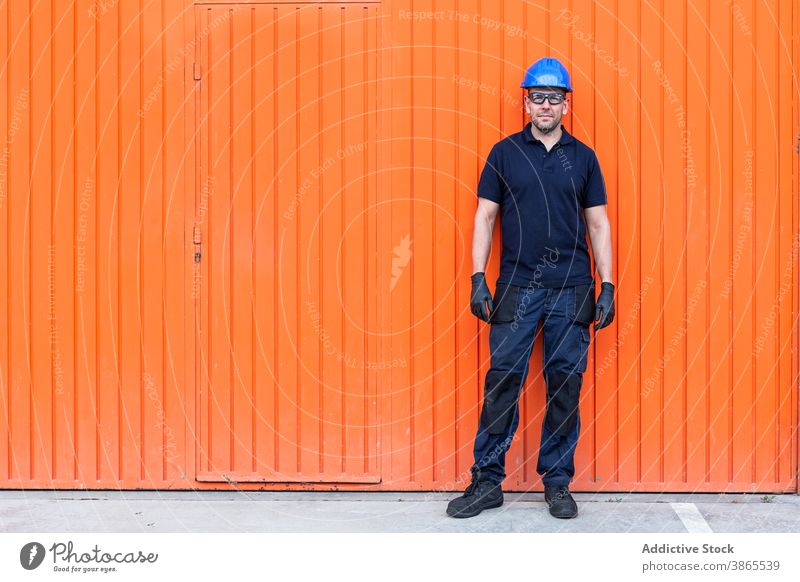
[520,57,572,91]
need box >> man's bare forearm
[588,216,613,284]
[472,208,495,274]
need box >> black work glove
[470,272,493,322]
[594,282,615,331]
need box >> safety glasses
[526,92,566,105]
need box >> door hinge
[193,62,202,81]
[193,226,202,263]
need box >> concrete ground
[0,491,798,533]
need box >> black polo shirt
[477,122,606,289]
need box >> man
[446,57,615,519]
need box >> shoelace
[464,479,492,497]
[553,486,570,500]
[464,480,479,496]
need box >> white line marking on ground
[670,502,713,533]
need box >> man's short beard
[532,117,559,134]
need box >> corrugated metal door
[194,4,381,482]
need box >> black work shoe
[446,479,504,518]
[544,485,578,519]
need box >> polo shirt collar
[523,121,574,146]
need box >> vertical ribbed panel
[0,0,191,488]
[380,0,797,492]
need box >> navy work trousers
[470,283,593,487]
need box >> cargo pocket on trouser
[489,283,520,324]
[544,372,582,438]
[480,370,523,435]
[573,283,596,326]
[577,325,591,374]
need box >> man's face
[524,87,568,134]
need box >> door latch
[193,226,202,263]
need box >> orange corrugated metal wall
[0,0,797,492]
